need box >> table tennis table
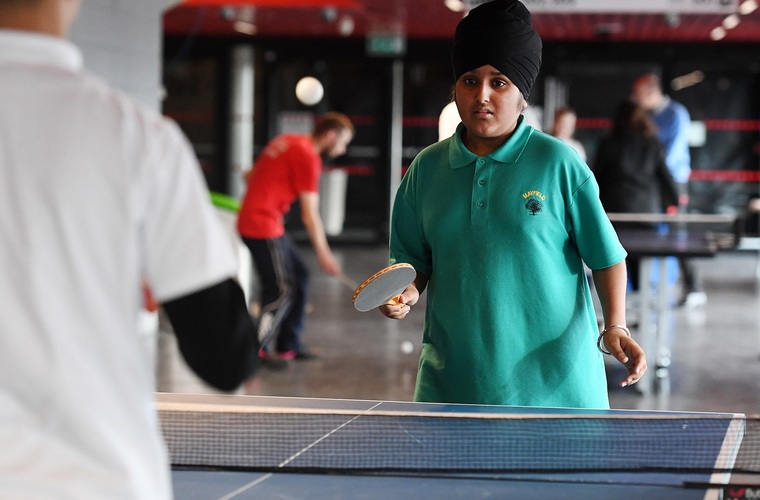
[608,213,740,396]
[160,393,759,500]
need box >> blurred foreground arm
[162,278,260,391]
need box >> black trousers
[242,234,310,353]
[676,182,702,294]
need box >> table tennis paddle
[351,263,416,312]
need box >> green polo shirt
[390,119,626,408]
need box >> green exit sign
[366,32,406,57]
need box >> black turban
[452,0,542,99]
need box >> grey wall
[69,0,180,111]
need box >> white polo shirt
[0,30,237,499]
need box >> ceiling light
[740,0,758,15]
[710,26,726,40]
[338,15,355,36]
[445,0,466,13]
[722,14,740,29]
[233,21,257,35]
[220,6,236,21]
[663,13,680,28]
[322,7,338,22]
[671,70,705,91]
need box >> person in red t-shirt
[238,112,354,362]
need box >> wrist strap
[597,324,631,355]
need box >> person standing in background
[0,1,260,498]
[550,106,587,162]
[238,112,354,363]
[631,73,705,307]
[593,99,680,290]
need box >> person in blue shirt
[378,0,647,408]
[632,74,705,307]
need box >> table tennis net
[158,395,760,475]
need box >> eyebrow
[463,70,506,77]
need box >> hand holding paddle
[378,283,419,320]
[351,263,417,313]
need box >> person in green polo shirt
[379,0,647,408]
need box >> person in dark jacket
[593,99,679,288]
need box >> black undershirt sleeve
[162,278,260,391]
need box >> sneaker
[294,349,320,361]
[679,291,707,309]
[258,349,288,370]
[275,348,320,361]
[275,349,297,361]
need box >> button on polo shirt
[471,157,491,224]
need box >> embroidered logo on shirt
[522,190,546,216]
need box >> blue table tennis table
[159,393,755,500]
[172,468,750,499]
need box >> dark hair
[632,73,662,93]
[611,100,658,137]
[313,112,354,138]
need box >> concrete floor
[156,244,760,416]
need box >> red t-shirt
[237,134,321,239]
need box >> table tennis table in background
[607,213,741,396]
[160,393,760,500]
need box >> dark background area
[162,33,760,241]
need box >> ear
[322,129,337,143]
[315,128,337,153]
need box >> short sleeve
[569,176,627,270]
[389,160,432,278]
[291,143,321,194]
[142,119,237,301]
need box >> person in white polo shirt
[0,1,260,498]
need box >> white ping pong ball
[401,341,414,354]
[295,76,324,106]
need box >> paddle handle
[386,296,403,307]
[336,272,358,290]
